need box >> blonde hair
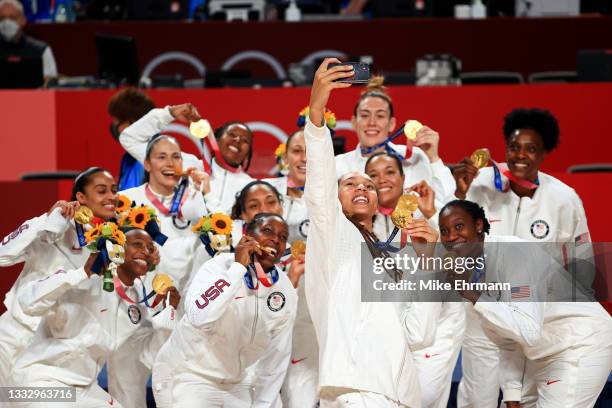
[354,75,394,116]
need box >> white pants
[457,307,501,408]
[0,312,34,388]
[106,339,150,408]
[520,336,612,408]
[320,391,405,408]
[8,379,122,408]
[414,336,462,408]
[280,351,318,408]
[152,362,252,408]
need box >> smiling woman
[0,167,118,386]
[303,58,442,408]
[9,226,179,408]
[152,213,297,408]
[119,104,255,214]
[450,108,596,407]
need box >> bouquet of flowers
[192,213,233,257]
[85,222,126,292]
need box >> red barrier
[1,83,611,181]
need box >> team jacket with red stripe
[305,119,441,407]
[13,266,175,386]
[155,253,297,406]
[119,107,254,214]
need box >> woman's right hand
[169,103,201,123]
[453,158,479,199]
[309,58,354,126]
[47,200,80,218]
[84,252,100,277]
[234,235,262,267]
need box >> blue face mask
[0,19,19,41]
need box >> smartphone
[329,62,371,84]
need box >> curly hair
[503,108,560,152]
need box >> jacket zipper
[395,343,408,390]
[220,170,227,205]
[513,199,522,236]
[250,290,258,343]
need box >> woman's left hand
[406,181,436,219]
[287,256,305,288]
[165,286,181,309]
[189,169,211,194]
[414,126,440,163]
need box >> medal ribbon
[204,135,243,174]
[286,177,305,192]
[359,126,413,160]
[75,223,87,247]
[374,227,409,253]
[113,276,162,308]
[379,207,393,216]
[244,262,280,289]
[470,261,486,284]
[145,182,189,218]
[491,160,539,192]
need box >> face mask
[0,19,19,41]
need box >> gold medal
[74,206,93,225]
[390,194,419,229]
[470,148,490,169]
[189,119,211,139]
[152,274,173,295]
[290,240,306,258]
[404,120,423,141]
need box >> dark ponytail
[347,217,402,283]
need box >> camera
[329,62,371,84]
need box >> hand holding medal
[469,148,490,169]
[74,205,94,247]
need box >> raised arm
[304,58,353,290]
[119,105,202,170]
[0,205,74,267]
[17,251,98,316]
[185,236,258,328]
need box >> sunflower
[116,195,132,213]
[192,216,206,233]
[84,225,101,244]
[117,214,129,227]
[211,213,232,235]
[129,207,150,229]
[112,230,126,246]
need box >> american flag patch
[575,232,590,246]
[511,285,531,299]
